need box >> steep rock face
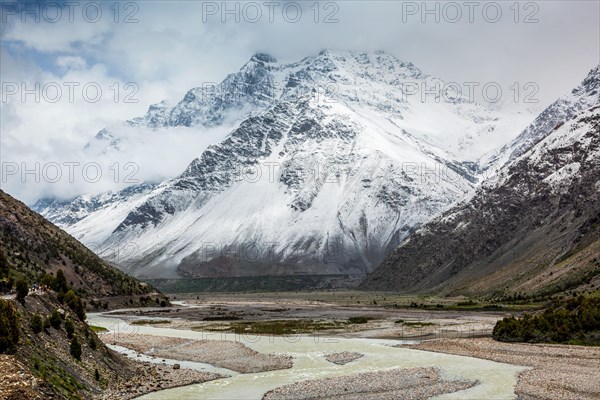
[128,53,281,129]
[35,50,534,280]
[34,183,157,227]
[361,105,600,295]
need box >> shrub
[43,317,51,331]
[493,296,600,345]
[65,290,86,321]
[15,279,29,304]
[49,310,62,329]
[89,336,97,350]
[30,314,43,334]
[0,249,10,279]
[0,300,19,353]
[55,269,68,293]
[65,319,75,338]
[70,337,82,360]
[40,273,56,289]
[348,316,371,324]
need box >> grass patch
[130,320,171,325]
[88,325,108,333]
[402,321,436,327]
[202,315,242,321]
[348,316,374,324]
[204,319,346,335]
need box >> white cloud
[0,0,598,204]
[56,55,87,70]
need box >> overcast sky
[1,0,599,204]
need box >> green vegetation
[0,248,9,279]
[31,353,86,399]
[49,310,62,329]
[402,321,436,327]
[55,269,69,293]
[65,319,75,338]
[130,319,172,325]
[31,314,43,334]
[0,299,19,353]
[15,278,29,304]
[202,315,242,321]
[493,296,600,345]
[64,289,86,321]
[69,337,82,360]
[88,335,97,350]
[203,319,346,335]
[348,316,374,324]
[0,248,12,292]
[88,325,108,333]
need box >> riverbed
[88,308,527,400]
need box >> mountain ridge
[360,102,600,296]
[34,50,541,284]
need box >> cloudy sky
[1,0,599,204]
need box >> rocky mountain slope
[361,101,600,297]
[34,50,533,283]
[1,189,163,303]
[0,190,204,399]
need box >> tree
[40,273,56,289]
[65,319,75,338]
[70,337,82,360]
[30,314,43,334]
[0,300,19,353]
[15,279,29,304]
[65,290,86,321]
[43,317,51,331]
[55,269,68,293]
[49,310,62,329]
[0,249,9,279]
[89,335,97,350]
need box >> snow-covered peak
[251,52,278,63]
[481,64,600,172]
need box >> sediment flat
[262,367,477,400]
[101,333,293,373]
[400,338,600,400]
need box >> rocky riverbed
[323,351,363,365]
[262,367,478,400]
[102,333,293,373]
[101,362,222,400]
[401,338,600,400]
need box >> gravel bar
[400,338,600,400]
[262,367,477,400]
[323,352,364,365]
[102,333,293,373]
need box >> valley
[1,4,598,397]
[85,295,600,399]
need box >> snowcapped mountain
[361,75,600,295]
[481,65,600,172]
[35,50,535,281]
